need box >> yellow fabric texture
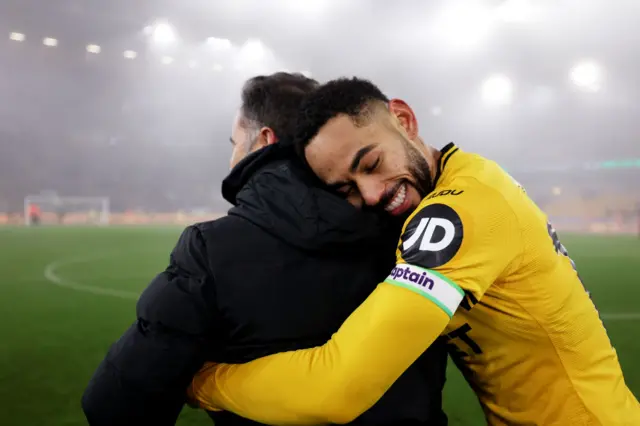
[401,146,640,425]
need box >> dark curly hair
[292,77,390,159]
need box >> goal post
[24,195,110,226]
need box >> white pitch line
[42,255,640,320]
[43,254,139,300]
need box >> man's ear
[253,127,278,149]
[388,99,419,140]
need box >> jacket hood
[221,144,400,252]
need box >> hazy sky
[0,0,638,210]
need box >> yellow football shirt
[392,144,639,425]
[190,144,639,426]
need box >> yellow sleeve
[190,283,450,425]
[397,177,522,303]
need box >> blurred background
[0,0,638,229]
[0,1,638,425]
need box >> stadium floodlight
[481,74,514,106]
[570,60,603,92]
[240,39,267,62]
[212,63,223,72]
[123,50,137,59]
[10,32,25,42]
[161,55,174,65]
[86,44,101,54]
[149,20,177,45]
[206,37,232,50]
[234,38,275,72]
[43,37,58,47]
[435,1,494,48]
[24,195,110,226]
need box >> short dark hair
[293,77,389,158]
[240,72,319,147]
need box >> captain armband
[384,263,464,318]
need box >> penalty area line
[43,254,139,300]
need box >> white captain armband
[384,263,464,318]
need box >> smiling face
[304,100,437,217]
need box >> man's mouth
[384,183,411,216]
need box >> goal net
[24,195,110,226]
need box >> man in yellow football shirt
[189,78,640,425]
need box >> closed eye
[363,157,380,174]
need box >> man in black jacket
[82,72,449,426]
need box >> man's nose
[358,178,386,207]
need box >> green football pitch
[0,226,638,426]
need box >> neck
[416,137,442,183]
[428,145,442,182]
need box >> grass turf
[0,226,638,425]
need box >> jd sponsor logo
[402,217,456,252]
[400,203,464,268]
[390,265,435,290]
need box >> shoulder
[173,217,246,273]
[191,214,255,240]
[411,155,521,227]
[399,173,519,269]
[186,214,272,262]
